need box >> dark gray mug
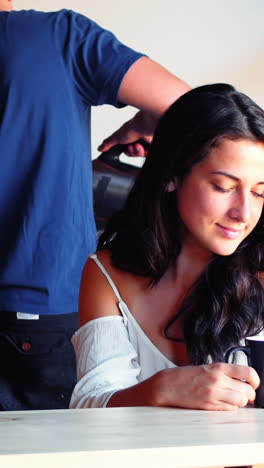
[225,336,264,408]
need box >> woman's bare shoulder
[79,250,121,326]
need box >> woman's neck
[174,242,213,293]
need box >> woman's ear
[166,179,177,192]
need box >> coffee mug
[225,336,264,408]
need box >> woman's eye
[252,191,264,199]
[213,184,231,193]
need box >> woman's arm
[70,254,142,408]
[75,255,260,410]
[70,316,141,408]
[108,363,259,410]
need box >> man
[0,0,190,410]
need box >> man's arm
[98,56,191,156]
[118,56,190,114]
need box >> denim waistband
[0,311,78,331]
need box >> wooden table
[1,406,264,468]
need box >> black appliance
[92,145,144,233]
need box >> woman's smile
[215,223,244,240]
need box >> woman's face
[176,138,264,257]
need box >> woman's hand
[108,363,260,411]
[150,363,260,410]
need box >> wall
[14,0,264,158]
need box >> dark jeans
[0,311,78,411]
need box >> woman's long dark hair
[99,83,264,364]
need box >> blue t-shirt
[0,9,143,314]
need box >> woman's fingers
[201,364,259,408]
[223,363,260,390]
[156,364,260,410]
[223,376,256,404]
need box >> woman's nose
[228,194,250,223]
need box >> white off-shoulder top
[70,254,250,409]
[70,254,176,408]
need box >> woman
[70,83,264,411]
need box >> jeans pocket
[0,330,77,410]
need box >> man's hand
[98,56,191,157]
[97,110,156,157]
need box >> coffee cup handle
[225,345,251,363]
